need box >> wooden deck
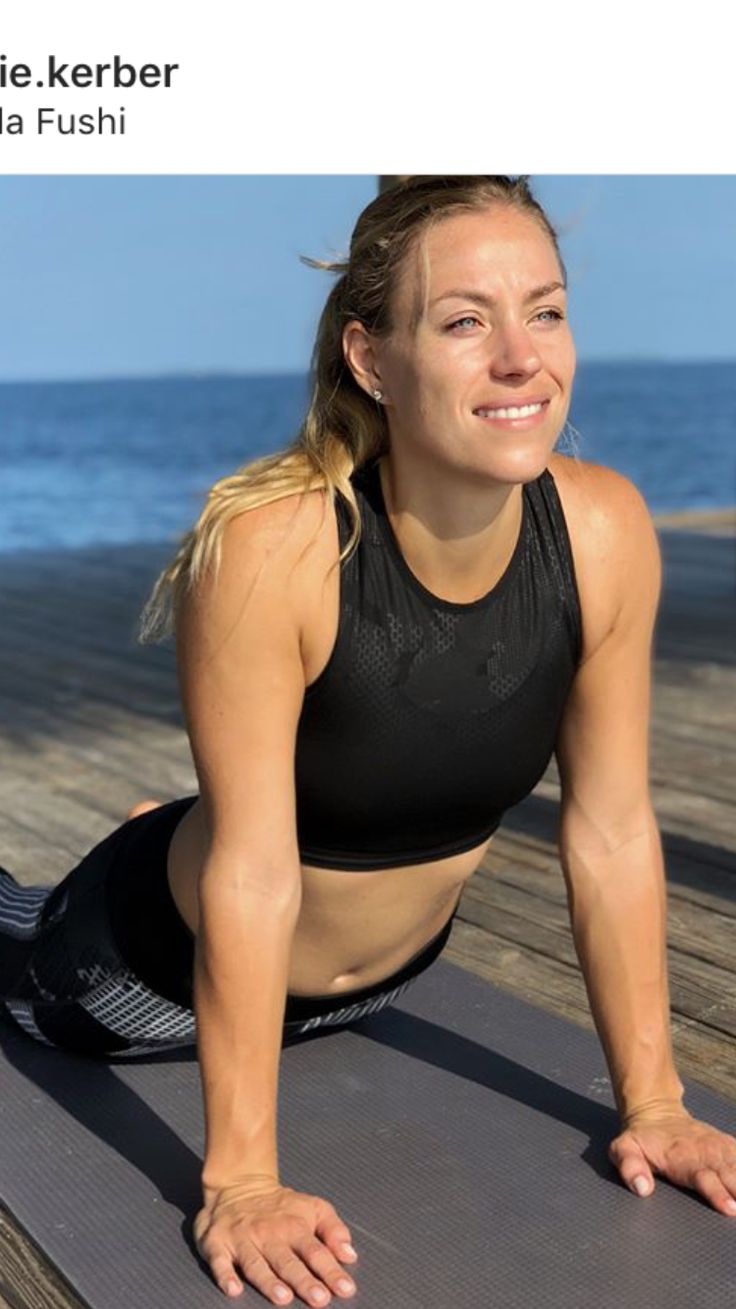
[0,509,734,1308]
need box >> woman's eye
[534,309,565,323]
[447,315,481,331]
[448,309,565,332]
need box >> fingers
[201,1229,357,1305]
[261,1238,353,1305]
[205,1245,244,1298]
[201,1231,300,1305]
[237,1243,302,1304]
[313,1199,358,1266]
[610,1123,736,1217]
[691,1165,736,1218]
[292,1231,357,1299]
[197,1221,288,1304]
[195,1187,360,1306]
[608,1130,655,1197]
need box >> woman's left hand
[608,1106,736,1216]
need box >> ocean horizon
[1,360,734,556]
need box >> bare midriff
[166,797,492,997]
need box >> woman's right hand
[194,1176,359,1305]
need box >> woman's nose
[489,324,542,379]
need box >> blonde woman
[2,176,735,1308]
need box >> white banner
[0,0,732,173]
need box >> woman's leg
[0,868,56,997]
[0,801,199,1058]
[0,797,164,999]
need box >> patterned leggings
[0,804,456,1059]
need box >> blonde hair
[138,175,571,644]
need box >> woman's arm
[554,466,736,1215]
[195,875,301,1189]
[177,496,361,1304]
[174,493,324,1188]
[560,816,684,1123]
[554,467,683,1120]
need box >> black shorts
[0,799,458,1058]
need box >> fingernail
[726,1199,736,1215]
[337,1278,354,1294]
[341,1244,356,1258]
[226,1279,240,1296]
[633,1176,650,1196]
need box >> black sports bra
[294,457,583,871]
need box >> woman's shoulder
[221,485,333,552]
[547,451,656,555]
[219,486,340,585]
[546,452,661,662]
[201,487,341,642]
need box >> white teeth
[475,402,544,419]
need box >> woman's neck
[377,453,526,604]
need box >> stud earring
[372,388,383,401]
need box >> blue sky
[1,175,734,382]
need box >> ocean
[0,361,733,554]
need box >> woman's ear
[342,320,384,400]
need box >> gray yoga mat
[1,957,734,1308]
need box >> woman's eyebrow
[429,281,566,308]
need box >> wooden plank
[0,1206,85,1309]
[444,918,736,1105]
[470,865,736,972]
[478,850,736,922]
[458,879,736,1035]
[0,705,186,778]
[0,633,175,701]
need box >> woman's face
[370,204,576,483]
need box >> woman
[1,175,735,1308]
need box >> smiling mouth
[473,400,550,420]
